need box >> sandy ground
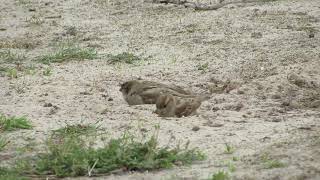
[1,0,320,179]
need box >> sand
[0,0,320,179]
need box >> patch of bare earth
[0,0,319,179]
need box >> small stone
[29,8,36,12]
[310,100,320,108]
[298,126,312,130]
[80,91,92,95]
[208,123,224,127]
[234,120,247,123]
[44,102,53,107]
[281,101,290,107]
[271,117,282,122]
[251,32,262,39]
[108,97,113,101]
[271,94,281,99]
[309,33,315,38]
[237,90,245,94]
[192,126,200,131]
[212,107,220,112]
[234,103,244,111]
[48,105,59,115]
[140,128,148,133]
[93,104,108,114]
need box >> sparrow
[155,93,210,117]
[119,80,193,105]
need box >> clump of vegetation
[232,156,238,161]
[52,123,99,137]
[0,50,25,64]
[107,52,143,64]
[0,114,32,131]
[210,170,230,180]
[6,68,18,78]
[224,143,235,154]
[33,127,205,177]
[24,65,37,75]
[0,167,29,180]
[264,159,285,169]
[42,67,52,76]
[0,138,9,151]
[227,162,236,172]
[261,153,286,169]
[37,46,97,64]
[196,62,209,73]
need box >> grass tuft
[42,67,52,76]
[0,167,29,180]
[0,114,32,131]
[224,143,235,154]
[264,159,285,169]
[37,46,97,64]
[52,123,99,137]
[0,50,25,64]
[107,52,142,64]
[6,68,18,78]
[0,138,9,151]
[211,170,230,180]
[34,128,205,177]
[196,62,209,73]
[261,153,286,169]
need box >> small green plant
[0,114,32,131]
[33,128,205,177]
[107,52,142,64]
[52,123,99,138]
[42,67,52,76]
[0,167,29,180]
[261,153,286,169]
[12,82,27,94]
[6,68,18,78]
[224,143,235,154]
[264,159,285,169]
[227,162,236,172]
[232,156,238,161]
[211,170,230,180]
[196,62,209,73]
[0,50,25,64]
[37,46,97,64]
[24,65,37,75]
[0,138,9,151]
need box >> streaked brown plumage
[155,94,209,118]
[119,80,193,105]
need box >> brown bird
[155,94,210,118]
[119,80,193,105]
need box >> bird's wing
[175,100,201,117]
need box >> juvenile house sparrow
[155,94,210,118]
[119,80,193,105]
